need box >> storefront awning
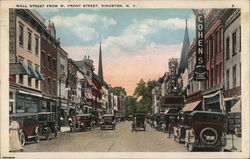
[35,68,44,80]
[19,90,42,97]
[231,99,241,112]
[9,62,30,75]
[27,65,39,79]
[183,100,201,111]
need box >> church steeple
[178,19,190,74]
[98,42,103,81]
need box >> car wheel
[218,146,225,152]
[55,132,59,138]
[45,128,51,140]
[19,132,25,147]
[184,141,188,147]
[35,135,40,143]
[177,137,181,143]
[188,143,194,152]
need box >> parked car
[173,111,227,152]
[131,113,146,132]
[70,114,93,132]
[9,113,39,146]
[100,114,116,130]
[37,112,59,140]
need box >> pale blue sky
[36,8,195,47]
[35,8,196,94]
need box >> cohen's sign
[194,10,207,81]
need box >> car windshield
[103,116,113,120]
[38,114,54,122]
[76,116,90,120]
[192,113,224,123]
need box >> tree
[134,79,146,97]
[133,79,159,113]
[113,86,127,96]
[125,96,136,115]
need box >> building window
[27,32,32,51]
[53,80,56,95]
[214,31,218,53]
[233,65,237,88]
[210,37,213,61]
[41,78,45,92]
[48,78,51,94]
[239,26,241,52]
[53,59,56,72]
[35,79,39,89]
[226,69,230,90]
[48,56,52,70]
[232,32,237,56]
[215,65,218,84]
[42,51,46,67]
[35,37,39,56]
[226,37,230,60]
[219,63,222,83]
[28,77,32,86]
[19,74,23,84]
[18,24,23,46]
[210,68,213,87]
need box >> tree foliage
[113,86,127,96]
[126,79,159,114]
[124,96,136,115]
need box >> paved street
[24,121,188,152]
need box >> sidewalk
[225,134,242,152]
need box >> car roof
[38,112,55,115]
[10,113,37,118]
[190,111,225,116]
[76,113,92,116]
[102,114,114,117]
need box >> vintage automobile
[131,113,146,132]
[154,113,167,131]
[37,112,59,140]
[100,114,116,130]
[70,114,93,132]
[173,111,227,151]
[9,113,40,146]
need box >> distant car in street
[131,113,146,132]
[37,112,59,140]
[100,114,116,130]
[70,114,94,132]
[9,113,40,146]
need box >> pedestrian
[9,120,23,152]
[58,117,63,132]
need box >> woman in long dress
[9,120,23,152]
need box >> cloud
[50,13,116,42]
[50,13,117,28]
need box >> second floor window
[233,65,237,88]
[35,37,39,55]
[232,32,237,56]
[19,74,23,84]
[18,25,23,46]
[48,56,52,70]
[226,37,230,60]
[28,32,32,51]
[226,69,230,90]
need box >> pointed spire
[178,19,190,74]
[98,42,104,81]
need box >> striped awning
[28,65,39,79]
[9,62,30,75]
[35,68,44,80]
[231,99,241,112]
[183,100,201,111]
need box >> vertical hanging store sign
[194,9,207,81]
[9,9,16,63]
